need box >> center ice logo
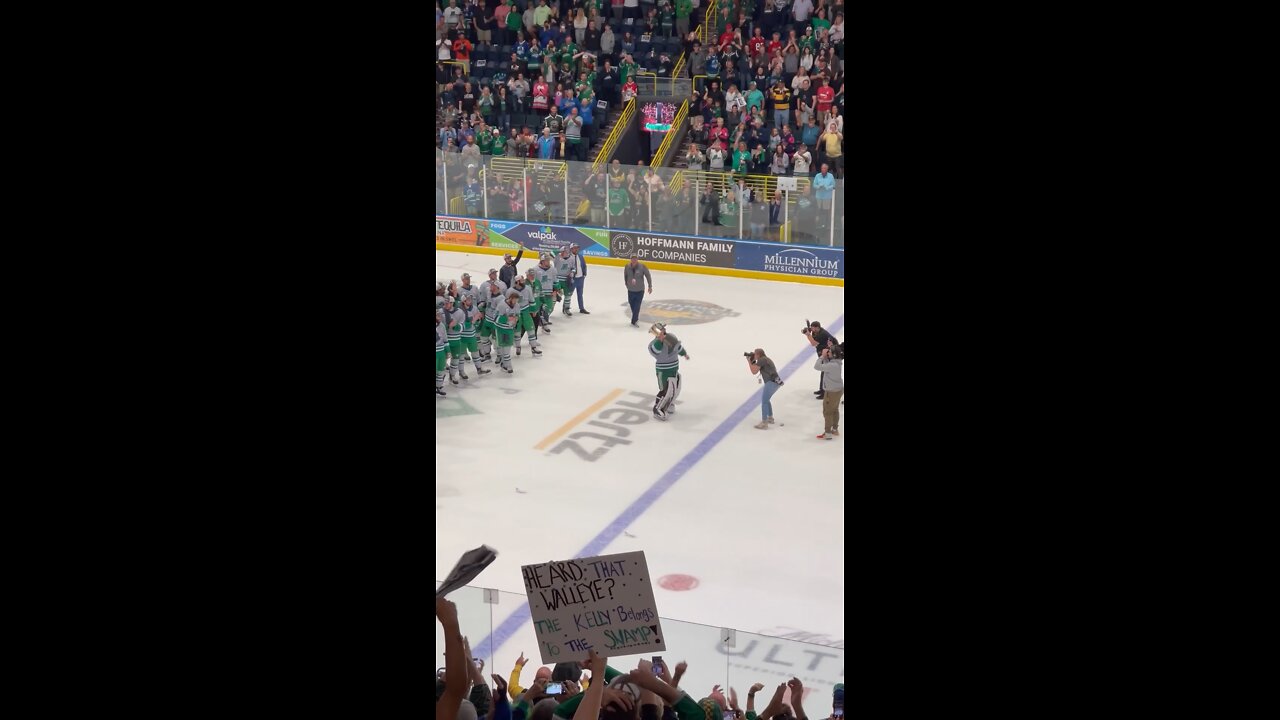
[617,299,740,326]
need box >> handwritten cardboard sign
[521,551,667,663]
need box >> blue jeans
[761,380,780,420]
[574,276,586,311]
[774,110,788,128]
[628,290,644,323]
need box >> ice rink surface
[436,248,845,677]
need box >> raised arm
[436,598,469,720]
[787,678,807,720]
[574,650,610,720]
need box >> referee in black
[805,321,835,400]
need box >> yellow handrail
[650,99,689,169]
[699,1,718,46]
[637,71,659,96]
[590,98,636,174]
[672,51,687,81]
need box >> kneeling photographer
[745,348,784,429]
[803,320,837,399]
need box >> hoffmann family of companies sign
[435,215,843,280]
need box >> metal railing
[650,99,689,169]
[590,97,636,174]
[699,1,718,46]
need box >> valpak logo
[762,248,841,278]
[618,299,740,326]
[513,225,571,251]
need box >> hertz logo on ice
[762,249,841,278]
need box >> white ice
[436,249,845,695]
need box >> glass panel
[725,630,845,716]
[433,584,494,674]
[564,158,597,228]
[649,164,694,237]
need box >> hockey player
[512,271,543,357]
[648,322,690,420]
[554,245,577,316]
[477,267,508,299]
[443,295,465,384]
[458,294,491,377]
[494,289,522,373]
[435,307,449,397]
[457,272,482,308]
[533,253,559,332]
[478,280,506,362]
[436,280,447,307]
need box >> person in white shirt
[792,144,812,175]
[444,0,463,31]
[792,0,814,24]
[437,37,453,60]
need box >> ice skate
[436,387,447,397]
[449,373,459,385]
[460,370,470,380]
[532,347,543,356]
[476,367,491,375]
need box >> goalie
[648,322,691,421]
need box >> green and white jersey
[533,264,556,296]
[554,253,575,282]
[435,322,448,352]
[496,297,520,328]
[457,283,483,307]
[446,307,464,341]
[482,288,507,322]
[514,282,536,311]
[460,304,478,338]
[648,333,688,371]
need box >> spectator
[565,106,585,160]
[601,23,616,62]
[769,78,790,128]
[817,121,843,177]
[812,162,835,212]
[769,143,789,175]
[537,127,557,159]
[685,143,706,170]
[676,0,692,39]
[444,0,463,34]
[707,141,726,171]
[792,142,812,175]
[745,79,765,114]
[700,182,720,225]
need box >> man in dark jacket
[498,243,526,287]
[569,243,589,314]
[805,320,835,399]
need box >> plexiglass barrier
[436,149,845,247]
[434,585,844,706]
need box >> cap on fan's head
[488,268,499,275]
[461,272,471,280]
[526,267,536,276]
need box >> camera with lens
[743,351,755,360]
[801,318,812,335]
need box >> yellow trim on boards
[435,243,845,287]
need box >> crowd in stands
[437,0,844,241]
[437,597,847,720]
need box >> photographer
[745,348,783,429]
[813,342,843,440]
[803,320,834,399]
